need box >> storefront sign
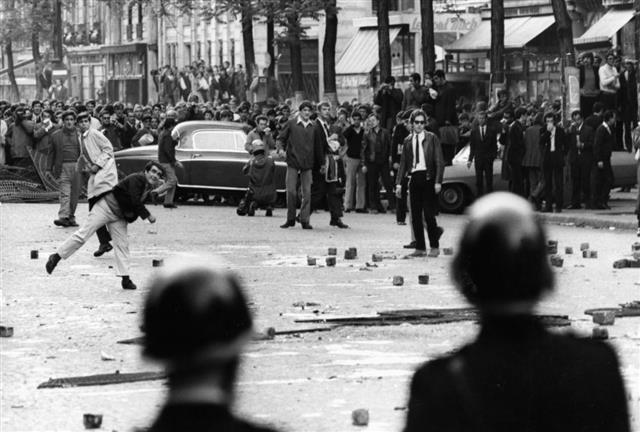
[564,66,580,117]
[411,14,481,34]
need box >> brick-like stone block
[550,255,564,268]
[352,409,369,426]
[580,243,590,251]
[589,250,598,259]
[633,251,640,260]
[326,257,336,267]
[348,247,358,257]
[152,259,164,267]
[582,250,589,258]
[592,327,609,340]
[307,257,317,266]
[30,250,38,259]
[0,326,14,337]
[344,250,356,260]
[83,414,103,429]
[592,311,615,325]
[565,247,573,254]
[632,242,640,252]
[392,276,404,286]
[627,259,640,268]
[372,254,383,262]
[613,259,628,269]
[442,247,454,255]
[547,245,558,255]
[328,248,337,256]
[548,240,558,247]
[418,274,430,285]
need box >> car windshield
[189,130,244,151]
[452,144,470,165]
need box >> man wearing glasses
[395,109,445,257]
[46,161,164,290]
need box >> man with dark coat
[156,110,181,209]
[403,192,630,432]
[591,110,616,209]
[361,113,394,213]
[432,70,458,165]
[505,107,526,197]
[619,58,638,151]
[540,113,567,212]
[374,76,403,131]
[568,110,594,209]
[467,111,497,196]
[585,101,604,131]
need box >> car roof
[174,121,246,134]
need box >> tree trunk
[267,14,275,79]
[550,0,574,67]
[32,0,43,100]
[377,0,391,84]
[323,0,338,107]
[241,5,255,89]
[490,0,504,84]
[420,0,436,74]
[52,0,63,61]
[287,12,304,101]
[5,38,21,100]
[635,0,640,64]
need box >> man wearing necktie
[541,113,567,213]
[467,111,497,196]
[395,109,445,257]
[361,113,394,213]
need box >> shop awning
[445,15,555,52]
[336,27,401,74]
[574,8,635,47]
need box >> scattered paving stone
[550,255,564,268]
[565,247,573,254]
[83,414,102,429]
[348,247,358,257]
[0,326,14,337]
[589,250,598,259]
[344,249,356,260]
[592,327,609,340]
[100,351,116,361]
[359,267,372,271]
[547,245,558,255]
[592,310,616,325]
[392,276,404,286]
[365,262,378,268]
[442,247,454,256]
[372,254,383,262]
[633,252,640,260]
[580,243,590,251]
[152,259,164,267]
[30,250,38,259]
[632,242,640,252]
[328,248,337,256]
[548,240,558,247]
[326,257,336,267]
[427,249,440,257]
[612,259,638,269]
[352,409,369,426]
[307,257,317,266]
[418,274,430,285]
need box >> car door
[178,129,249,191]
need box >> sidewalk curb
[537,213,637,231]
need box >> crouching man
[46,161,165,290]
[237,139,276,217]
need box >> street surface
[1,203,639,432]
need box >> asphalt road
[1,203,639,432]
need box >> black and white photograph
[1,0,639,430]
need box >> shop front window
[390,29,415,79]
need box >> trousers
[286,166,312,224]
[408,171,440,251]
[343,156,366,210]
[58,198,129,276]
[58,162,80,220]
[160,163,178,204]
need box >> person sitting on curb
[46,161,165,290]
[141,255,280,432]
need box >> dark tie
[481,126,485,141]
[414,135,420,167]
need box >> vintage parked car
[439,144,637,213]
[114,121,287,202]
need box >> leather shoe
[330,219,349,229]
[93,243,113,257]
[301,223,313,230]
[265,209,273,217]
[46,253,61,274]
[53,218,71,227]
[280,220,295,228]
[405,249,427,258]
[568,204,582,210]
[121,278,137,290]
[403,241,417,249]
[163,204,178,209]
[355,209,368,214]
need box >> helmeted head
[451,193,554,311]
[142,255,253,370]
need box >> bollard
[307,257,317,266]
[326,257,336,267]
[328,248,337,256]
[152,259,164,267]
[589,250,598,259]
[580,243,590,251]
[418,274,430,285]
[372,254,383,262]
[83,414,103,429]
[0,326,14,337]
[442,247,454,256]
[565,247,573,254]
[30,250,39,259]
[392,276,404,286]
[352,409,369,426]
[592,327,608,340]
[344,249,356,260]
[550,255,563,268]
[592,311,615,325]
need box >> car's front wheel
[439,184,468,214]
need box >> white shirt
[549,128,556,152]
[412,131,427,173]
[599,64,620,93]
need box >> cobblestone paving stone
[1,203,639,431]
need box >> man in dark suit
[467,111,497,197]
[403,192,630,432]
[591,109,616,209]
[374,75,403,131]
[505,107,526,197]
[585,101,604,131]
[568,110,595,209]
[395,109,445,257]
[361,112,394,213]
[541,113,567,212]
[619,59,638,152]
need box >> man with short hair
[374,76,403,131]
[402,73,430,111]
[395,110,445,257]
[541,113,567,213]
[467,110,497,196]
[46,161,164,290]
[156,110,181,209]
[245,115,275,153]
[277,101,319,229]
[343,111,366,213]
[361,113,394,213]
[591,110,616,209]
[99,111,123,151]
[47,110,81,227]
[599,53,620,111]
[568,110,594,209]
[432,70,458,165]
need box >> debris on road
[344,249,356,260]
[592,327,609,340]
[352,408,369,426]
[632,242,640,252]
[442,247,454,255]
[0,326,14,337]
[580,243,590,251]
[326,257,336,267]
[613,258,640,269]
[348,247,358,257]
[328,248,337,256]
[589,250,598,259]
[418,274,430,285]
[30,250,38,259]
[565,247,573,254]
[584,305,640,318]
[592,310,616,325]
[83,413,103,429]
[307,257,317,266]
[37,371,166,388]
[550,255,564,268]
[392,276,404,286]
[100,351,116,361]
[152,259,164,267]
